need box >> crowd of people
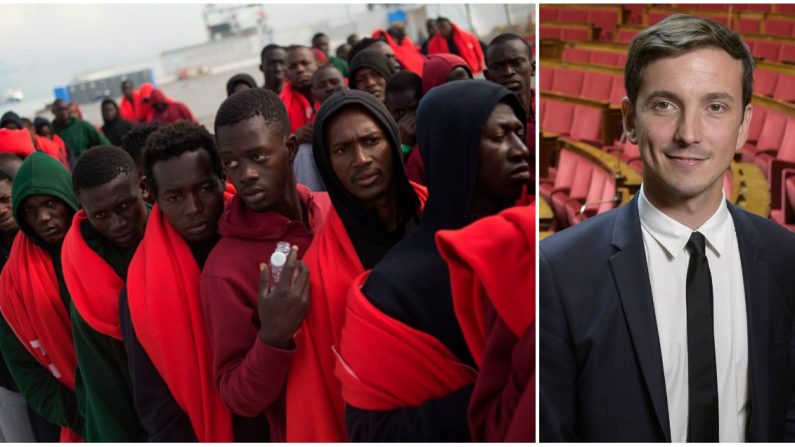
[0,16,534,443]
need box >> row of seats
[539,146,620,228]
[539,92,625,147]
[540,22,594,42]
[754,65,795,102]
[561,46,628,69]
[539,5,623,41]
[539,64,625,107]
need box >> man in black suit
[540,14,795,442]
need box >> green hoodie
[52,116,111,161]
[70,207,150,442]
[0,152,84,435]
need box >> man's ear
[621,97,637,144]
[286,133,299,163]
[141,176,155,201]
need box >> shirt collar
[638,186,731,259]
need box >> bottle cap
[270,251,287,268]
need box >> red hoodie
[119,90,140,123]
[427,22,485,74]
[148,88,195,124]
[199,185,330,442]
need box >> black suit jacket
[540,197,795,442]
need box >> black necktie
[685,232,719,442]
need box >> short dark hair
[348,37,386,63]
[312,64,344,83]
[121,123,161,168]
[214,88,290,142]
[386,71,422,97]
[261,43,284,62]
[312,33,328,44]
[72,145,138,195]
[625,14,754,108]
[121,79,133,88]
[486,33,533,64]
[142,121,223,194]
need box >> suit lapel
[728,204,769,442]
[609,198,672,442]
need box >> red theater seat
[551,158,594,227]
[581,71,614,102]
[753,41,781,61]
[551,68,584,96]
[742,109,786,163]
[540,66,554,91]
[569,104,604,146]
[765,19,795,37]
[562,47,591,64]
[541,99,576,136]
[590,51,620,67]
[746,105,767,146]
[608,75,626,106]
[772,73,795,102]
[539,148,579,203]
[754,69,779,96]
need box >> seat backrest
[540,26,562,40]
[737,18,761,34]
[590,50,620,67]
[785,176,795,215]
[755,69,779,96]
[753,41,782,61]
[551,68,584,96]
[582,71,614,102]
[597,172,618,214]
[542,99,576,135]
[539,7,561,22]
[569,104,604,145]
[561,27,590,42]
[780,43,795,64]
[608,74,626,106]
[582,167,609,215]
[756,109,787,150]
[554,149,580,189]
[747,105,768,144]
[617,29,638,44]
[774,117,795,163]
[773,73,795,102]
[765,18,794,37]
[569,157,595,198]
[540,66,554,91]
[560,8,589,23]
[562,47,591,63]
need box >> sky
[0,3,372,103]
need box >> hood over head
[416,79,526,229]
[312,89,419,268]
[0,111,24,129]
[11,152,79,247]
[348,48,396,90]
[421,53,472,95]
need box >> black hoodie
[347,80,527,441]
[312,89,420,269]
[348,48,397,91]
[100,98,134,147]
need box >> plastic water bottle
[269,241,291,291]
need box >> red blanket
[35,135,69,167]
[126,205,234,441]
[0,232,81,442]
[436,205,535,364]
[286,182,427,441]
[279,82,315,133]
[427,24,485,74]
[0,129,35,158]
[62,211,124,340]
[335,271,476,411]
[372,30,426,75]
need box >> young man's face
[353,68,388,103]
[485,39,533,106]
[260,48,287,86]
[0,180,16,234]
[622,48,752,205]
[313,35,330,55]
[311,68,346,104]
[102,102,118,123]
[122,82,134,98]
[19,194,72,246]
[78,174,148,250]
[52,101,70,124]
[151,150,225,243]
[217,116,297,213]
[385,88,420,123]
[325,107,395,206]
[373,42,400,72]
[473,102,529,204]
[286,48,318,90]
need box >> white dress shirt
[638,187,749,442]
